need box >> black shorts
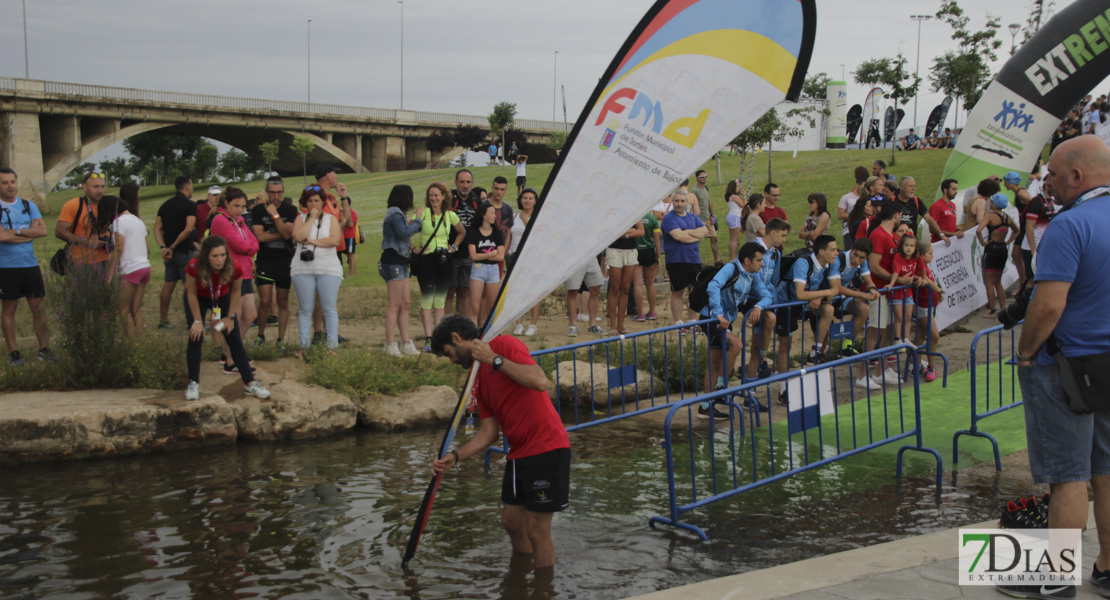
[698,318,733,350]
[983,241,1008,272]
[0,266,45,301]
[637,248,658,267]
[774,304,818,337]
[666,262,700,291]
[501,447,571,513]
[516,175,527,187]
[254,258,292,290]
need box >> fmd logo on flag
[958,528,1081,586]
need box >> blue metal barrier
[647,344,943,540]
[951,322,1023,470]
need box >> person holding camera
[1004,135,1110,599]
[291,186,344,350]
[413,182,466,353]
[380,184,422,357]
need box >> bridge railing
[0,77,571,131]
[951,321,1023,470]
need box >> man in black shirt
[154,176,197,329]
[446,169,481,320]
[894,176,949,244]
[251,177,298,349]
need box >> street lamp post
[22,0,29,78]
[306,19,312,104]
[399,1,405,109]
[553,51,559,122]
[909,15,932,133]
[1009,23,1021,56]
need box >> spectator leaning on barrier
[928,178,963,244]
[698,241,774,418]
[660,190,707,329]
[745,218,788,383]
[154,176,197,330]
[1005,136,1110,598]
[0,167,51,366]
[773,235,840,401]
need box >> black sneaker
[8,350,24,366]
[253,335,266,347]
[249,319,258,328]
[266,315,278,325]
[157,321,174,330]
[37,348,56,362]
[697,402,730,419]
[757,360,773,380]
[841,342,857,357]
[744,395,770,413]
[312,332,325,345]
[223,364,257,375]
[1091,564,1110,597]
[997,583,1076,598]
[999,495,1049,529]
[219,354,253,366]
[337,334,350,344]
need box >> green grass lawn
[30,147,956,290]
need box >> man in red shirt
[928,178,964,244]
[431,315,570,569]
[761,183,788,251]
[864,201,904,383]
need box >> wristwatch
[1015,351,1035,362]
[14,229,22,237]
[492,355,504,371]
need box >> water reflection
[0,421,1031,599]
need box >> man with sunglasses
[0,167,51,366]
[251,177,298,350]
[55,172,108,265]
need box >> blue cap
[1003,171,1022,184]
[991,193,1009,209]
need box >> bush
[46,262,130,388]
[1,331,187,392]
[303,346,465,397]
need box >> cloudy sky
[1,0,1106,161]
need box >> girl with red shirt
[183,236,270,401]
[887,234,922,344]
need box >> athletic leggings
[415,254,452,310]
[185,293,254,385]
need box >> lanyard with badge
[1058,186,1110,214]
[210,280,222,321]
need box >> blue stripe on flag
[787,404,821,436]
[608,364,637,389]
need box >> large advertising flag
[403,0,816,565]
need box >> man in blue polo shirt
[774,235,839,397]
[0,167,51,365]
[661,190,707,328]
[1007,135,1110,598]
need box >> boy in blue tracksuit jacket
[696,242,775,417]
[745,218,791,382]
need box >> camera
[432,247,449,265]
[998,285,1032,329]
[300,247,316,262]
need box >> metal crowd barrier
[647,344,942,540]
[951,322,1023,470]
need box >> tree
[800,74,827,101]
[546,130,567,151]
[290,136,316,184]
[488,101,517,159]
[731,111,779,194]
[218,149,250,182]
[1021,0,1054,43]
[98,157,132,187]
[191,141,219,182]
[64,162,97,189]
[933,0,1002,118]
[854,53,920,166]
[259,140,280,175]
[929,51,990,129]
[453,125,488,152]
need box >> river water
[0,417,1028,600]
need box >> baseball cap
[313,164,337,180]
[1002,171,1022,184]
[991,193,1009,209]
[207,185,222,195]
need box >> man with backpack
[0,167,52,366]
[774,235,841,403]
[745,218,790,383]
[692,242,774,418]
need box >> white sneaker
[568,326,578,337]
[525,324,538,337]
[186,380,200,400]
[674,319,685,327]
[855,375,882,391]
[577,313,589,322]
[401,340,420,356]
[882,367,903,383]
[245,381,271,399]
[513,323,525,335]
[384,342,402,358]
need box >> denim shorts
[889,297,914,306]
[1019,362,1110,484]
[164,250,196,283]
[378,261,409,281]
[470,262,500,284]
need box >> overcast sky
[1,0,1106,162]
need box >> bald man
[1005,135,1110,598]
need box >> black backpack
[689,262,741,314]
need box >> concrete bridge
[0,78,568,202]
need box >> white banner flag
[931,234,1019,331]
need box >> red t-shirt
[475,336,570,460]
[185,258,243,299]
[761,205,788,250]
[890,253,923,300]
[929,198,957,242]
[915,264,939,307]
[867,226,898,287]
[855,217,873,241]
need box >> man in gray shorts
[154,176,197,329]
[565,256,605,336]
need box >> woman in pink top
[208,187,260,345]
